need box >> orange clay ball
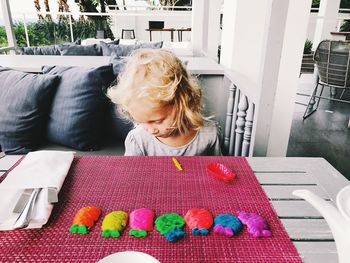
[72,206,102,228]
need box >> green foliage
[340,0,350,8]
[304,39,313,54]
[340,20,350,32]
[312,0,350,8]
[312,0,320,8]
[0,26,8,48]
[0,20,97,48]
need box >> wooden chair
[303,40,350,119]
[121,29,135,39]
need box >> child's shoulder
[202,120,220,130]
[198,120,220,137]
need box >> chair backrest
[314,40,350,88]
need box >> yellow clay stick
[172,157,183,171]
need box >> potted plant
[301,39,314,74]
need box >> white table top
[0,156,348,263]
[0,55,224,75]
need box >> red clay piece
[207,163,236,183]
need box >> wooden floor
[288,74,350,180]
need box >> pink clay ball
[129,208,154,231]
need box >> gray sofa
[0,41,167,156]
[15,39,162,57]
[0,62,133,155]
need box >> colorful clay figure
[213,213,242,237]
[101,211,128,238]
[238,211,272,238]
[155,213,185,242]
[184,208,213,235]
[129,208,155,238]
[69,206,101,235]
[207,163,236,183]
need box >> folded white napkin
[0,150,74,230]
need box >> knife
[13,188,41,229]
[13,187,58,214]
[13,189,33,213]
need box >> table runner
[0,156,302,262]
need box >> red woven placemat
[0,156,302,262]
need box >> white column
[266,0,312,156]
[1,0,16,49]
[219,0,237,70]
[219,0,311,157]
[191,0,209,56]
[206,0,221,61]
[313,0,341,49]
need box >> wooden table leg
[178,30,182,42]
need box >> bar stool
[121,29,135,39]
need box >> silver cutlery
[13,188,41,229]
[13,189,33,213]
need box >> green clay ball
[129,229,148,237]
[102,229,121,238]
[155,213,185,235]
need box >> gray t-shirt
[124,121,222,156]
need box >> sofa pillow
[138,41,163,49]
[15,40,81,55]
[108,105,134,141]
[100,41,120,56]
[106,55,132,140]
[109,53,127,76]
[42,64,115,150]
[0,66,60,154]
[16,44,61,55]
[59,44,102,56]
[108,41,162,57]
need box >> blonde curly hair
[107,48,204,135]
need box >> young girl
[108,48,222,156]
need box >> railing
[4,7,192,48]
[107,5,192,11]
[222,73,256,156]
[0,46,15,54]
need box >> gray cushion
[100,41,119,56]
[99,39,122,56]
[0,66,60,154]
[109,53,127,76]
[59,44,102,56]
[108,41,163,57]
[15,40,81,55]
[16,45,61,55]
[107,55,132,140]
[42,65,115,151]
[138,41,163,49]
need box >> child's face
[128,100,175,138]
